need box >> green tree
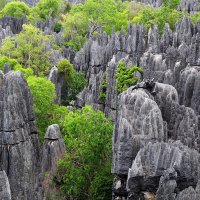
[27,76,56,140]
[131,0,183,31]
[63,0,128,50]
[0,24,52,75]
[0,56,21,70]
[14,65,34,79]
[57,58,74,79]
[58,106,113,200]
[67,72,87,104]
[33,0,61,20]
[2,1,30,18]
[116,61,144,93]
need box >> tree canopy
[1,1,30,18]
[0,24,53,75]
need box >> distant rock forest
[0,0,200,199]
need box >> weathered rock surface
[0,17,26,34]
[0,71,42,199]
[0,171,11,200]
[72,17,200,200]
[42,124,66,177]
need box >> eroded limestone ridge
[0,71,66,200]
[71,17,200,200]
[0,71,41,199]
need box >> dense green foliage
[67,71,87,103]
[34,0,60,20]
[14,65,34,79]
[57,59,87,104]
[99,76,107,102]
[116,61,144,93]
[57,58,74,79]
[191,12,200,23]
[132,0,183,31]
[0,56,21,70]
[0,24,52,75]
[63,0,128,50]
[27,77,56,140]
[2,1,30,19]
[58,106,113,200]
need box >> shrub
[27,76,56,141]
[67,71,87,104]
[63,0,128,50]
[58,106,113,199]
[116,61,144,93]
[0,24,52,75]
[99,76,107,102]
[54,22,62,33]
[0,56,21,70]
[131,0,183,32]
[14,65,34,79]
[57,58,74,79]
[36,0,61,20]
[191,12,200,24]
[2,1,30,18]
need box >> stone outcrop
[0,17,26,34]
[0,171,11,200]
[42,124,66,177]
[0,71,41,199]
[0,71,67,199]
[72,16,200,200]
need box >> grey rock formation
[3,63,11,74]
[112,87,164,175]
[134,0,162,7]
[48,66,62,104]
[42,124,66,177]
[0,25,13,47]
[0,17,26,34]
[127,141,200,193]
[178,0,200,14]
[72,18,200,200]
[0,71,41,199]
[0,171,11,200]
[155,168,177,200]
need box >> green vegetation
[34,0,61,20]
[191,12,200,23]
[63,0,128,50]
[67,71,87,103]
[99,76,107,102]
[132,0,183,31]
[57,59,87,104]
[0,56,21,70]
[14,65,34,78]
[1,1,30,19]
[27,76,56,140]
[54,22,62,33]
[0,24,52,75]
[58,106,113,200]
[57,58,74,79]
[116,61,144,93]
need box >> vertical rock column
[0,71,41,200]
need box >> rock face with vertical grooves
[0,71,41,199]
[72,17,200,200]
[42,124,66,177]
[0,171,11,200]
